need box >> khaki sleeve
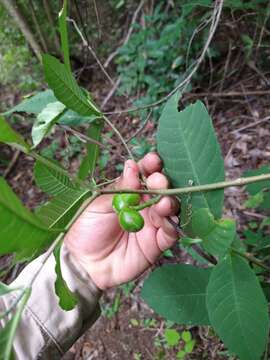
[0,245,102,359]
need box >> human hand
[65,153,180,290]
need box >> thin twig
[97,172,270,196]
[3,150,20,178]
[59,124,107,149]
[184,90,270,98]
[126,110,152,143]
[232,248,270,272]
[103,0,146,68]
[230,116,270,134]
[102,115,134,160]
[104,0,224,115]
[68,17,116,87]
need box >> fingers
[156,226,178,252]
[138,152,162,176]
[145,168,180,250]
[116,159,141,190]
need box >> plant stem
[232,248,270,272]
[133,196,162,211]
[98,173,270,196]
[102,115,134,160]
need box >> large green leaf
[206,254,269,360]
[244,166,270,209]
[78,120,103,180]
[0,288,31,360]
[191,208,236,257]
[58,0,71,71]
[34,161,81,196]
[157,95,225,219]
[54,243,78,311]
[32,102,66,147]
[36,189,90,229]
[43,54,101,117]
[0,177,57,259]
[141,264,211,325]
[0,116,30,153]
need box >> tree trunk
[0,0,42,62]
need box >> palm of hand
[65,154,179,290]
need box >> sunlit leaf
[2,90,56,116]
[3,90,94,126]
[32,102,66,147]
[206,254,269,360]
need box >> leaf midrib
[177,104,210,209]
[48,61,91,115]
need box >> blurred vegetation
[0,0,269,108]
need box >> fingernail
[124,160,133,177]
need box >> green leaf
[0,288,31,360]
[54,243,78,311]
[261,282,270,302]
[42,54,101,117]
[59,112,98,126]
[78,120,103,180]
[176,350,186,359]
[164,329,180,347]
[3,90,94,126]
[58,0,71,71]
[191,208,236,257]
[206,254,269,360]
[157,95,225,219]
[36,189,90,229]
[0,177,57,259]
[181,330,192,343]
[141,264,211,325]
[2,90,56,116]
[0,283,20,297]
[32,102,66,147]
[245,166,270,209]
[244,191,264,208]
[34,160,81,196]
[184,339,195,353]
[0,116,30,153]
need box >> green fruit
[119,208,144,232]
[112,193,140,213]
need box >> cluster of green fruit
[112,193,144,232]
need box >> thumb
[116,159,141,190]
[84,160,141,213]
